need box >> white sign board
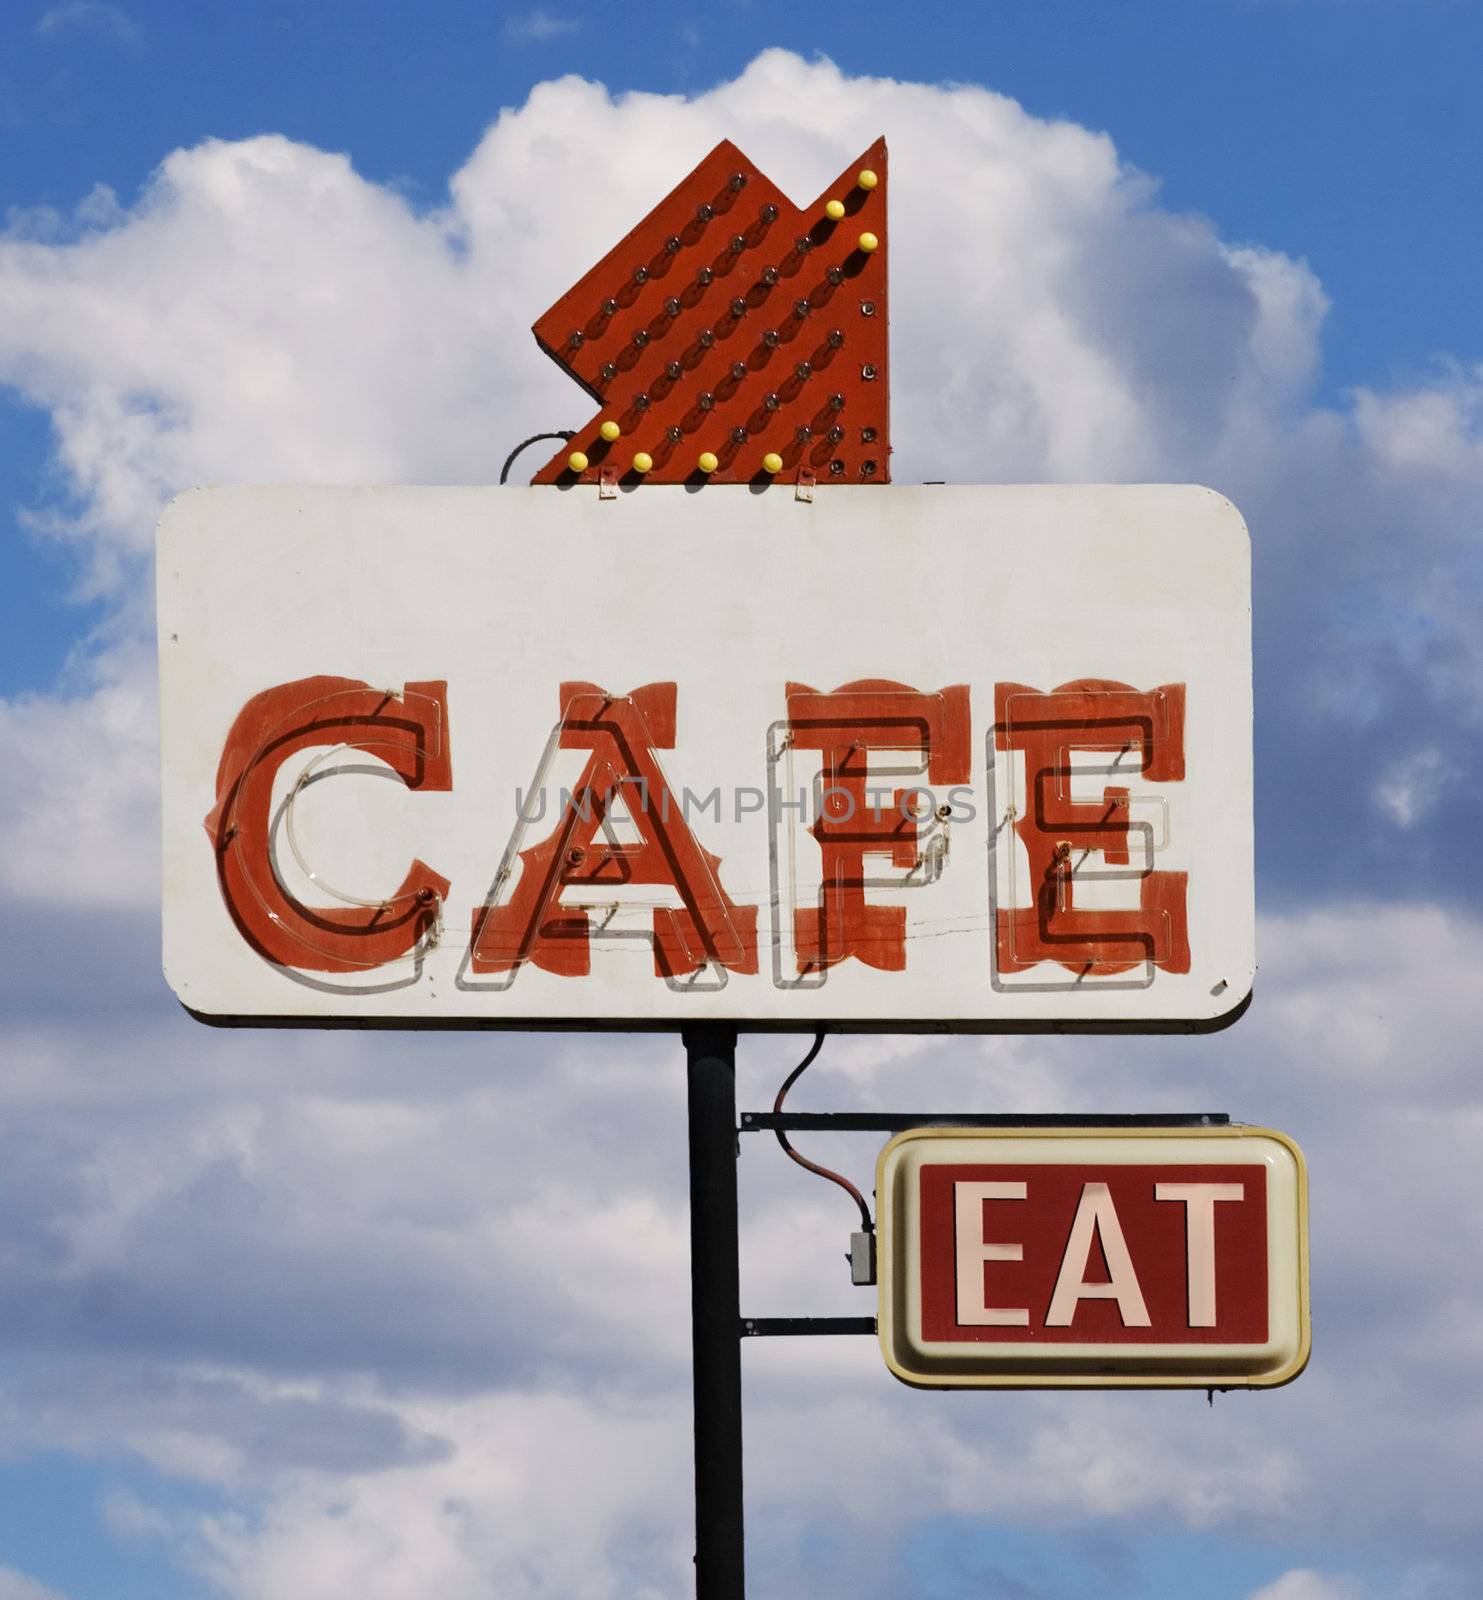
[875,1126,1309,1388]
[157,484,1252,1030]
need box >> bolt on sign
[156,481,1252,1030]
[875,1127,1309,1388]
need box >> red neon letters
[994,680,1190,977]
[207,675,1190,982]
[205,675,452,973]
[786,679,970,972]
[468,683,758,979]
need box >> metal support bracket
[741,1317,876,1337]
[742,1111,1231,1134]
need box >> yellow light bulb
[761,452,784,475]
[697,451,719,474]
[632,451,654,474]
[825,198,846,221]
[856,169,878,191]
[857,231,879,253]
[567,450,589,473]
[599,419,621,442]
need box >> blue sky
[1,4,1482,1599]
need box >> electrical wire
[500,431,575,485]
[772,1031,873,1234]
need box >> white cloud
[1248,1572,1363,1600]
[0,902,1476,1594]
[0,1567,71,1600]
[1353,363,1483,483]
[503,8,579,42]
[1373,743,1457,828]
[191,1390,690,1600]
[0,640,158,908]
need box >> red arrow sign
[529,138,889,486]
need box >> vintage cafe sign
[157,482,1253,1030]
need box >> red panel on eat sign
[919,1164,1269,1344]
[530,137,889,486]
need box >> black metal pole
[684,1024,745,1600]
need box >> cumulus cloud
[0,49,1481,1599]
[0,902,1478,1594]
[1353,364,1483,483]
[0,639,158,908]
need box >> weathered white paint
[157,483,1253,1029]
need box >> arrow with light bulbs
[529,137,889,486]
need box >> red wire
[772,1032,873,1233]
